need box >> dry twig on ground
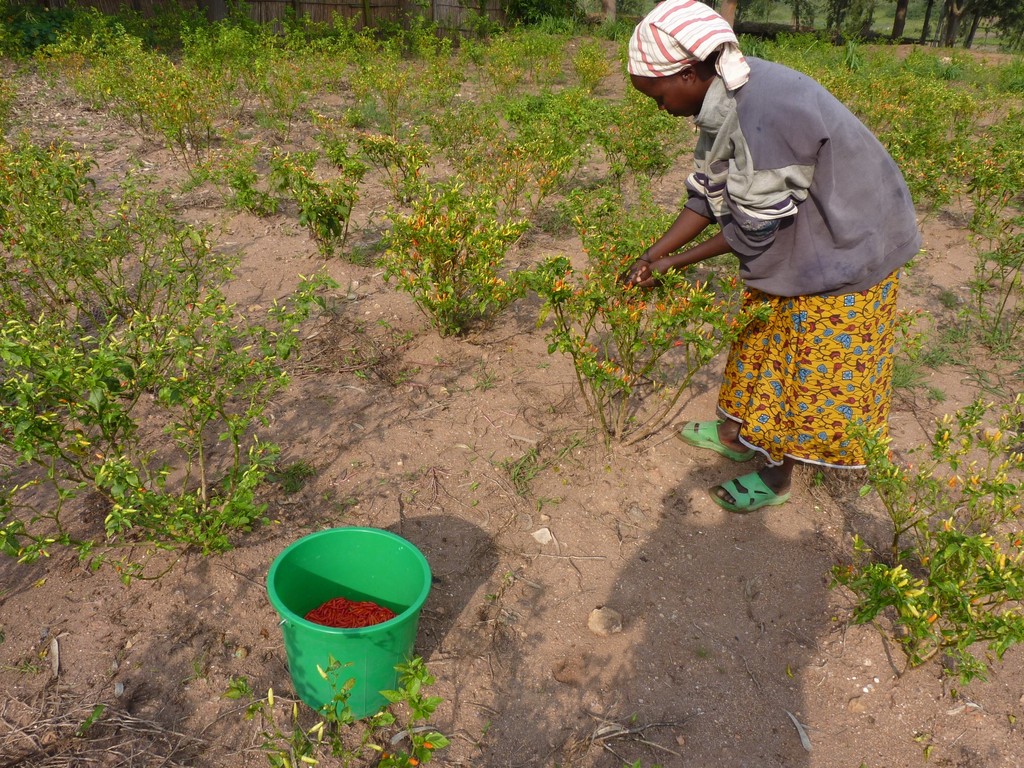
[0,688,205,768]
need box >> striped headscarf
[628,0,750,91]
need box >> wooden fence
[20,0,506,33]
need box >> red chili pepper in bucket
[304,596,396,628]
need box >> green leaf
[87,388,105,410]
[75,704,106,737]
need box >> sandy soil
[2,45,1023,768]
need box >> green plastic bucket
[266,527,431,719]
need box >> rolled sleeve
[684,190,715,220]
[720,211,782,257]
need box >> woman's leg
[711,456,795,507]
[759,458,795,495]
[716,418,748,454]
[701,275,900,511]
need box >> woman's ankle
[717,419,744,449]
[760,463,793,494]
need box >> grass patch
[267,460,317,494]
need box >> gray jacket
[685,57,921,297]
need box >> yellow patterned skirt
[718,272,900,468]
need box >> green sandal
[710,471,791,514]
[677,421,756,462]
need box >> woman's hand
[620,255,659,288]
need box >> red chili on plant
[305,596,396,628]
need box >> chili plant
[348,41,460,138]
[968,227,1024,355]
[255,50,317,140]
[40,29,224,169]
[352,130,429,205]
[201,140,278,215]
[238,656,449,768]
[835,398,1024,682]
[500,88,596,215]
[0,140,335,575]
[425,101,503,186]
[479,33,526,92]
[431,92,594,222]
[523,189,770,442]
[483,28,564,90]
[181,21,273,116]
[347,44,407,136]
[571,38,612,93]
[591,88,685,188]
[269,149,365,257]
[0,77,13,134]
[965,111,1024,353]
[403,32,462,115]
[381,181,529,337]
[968,111,1024,237]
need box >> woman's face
[630,67,706,118]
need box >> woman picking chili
[623,0,921,513]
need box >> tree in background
[934,0,1024,49]
[939,0,972,46]
[997,0,1024,49]
[892,0,911,37]
[970,0,1024,49]
[752,0,1022,47]
[825,0,879,37]
[920,0,939,42]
